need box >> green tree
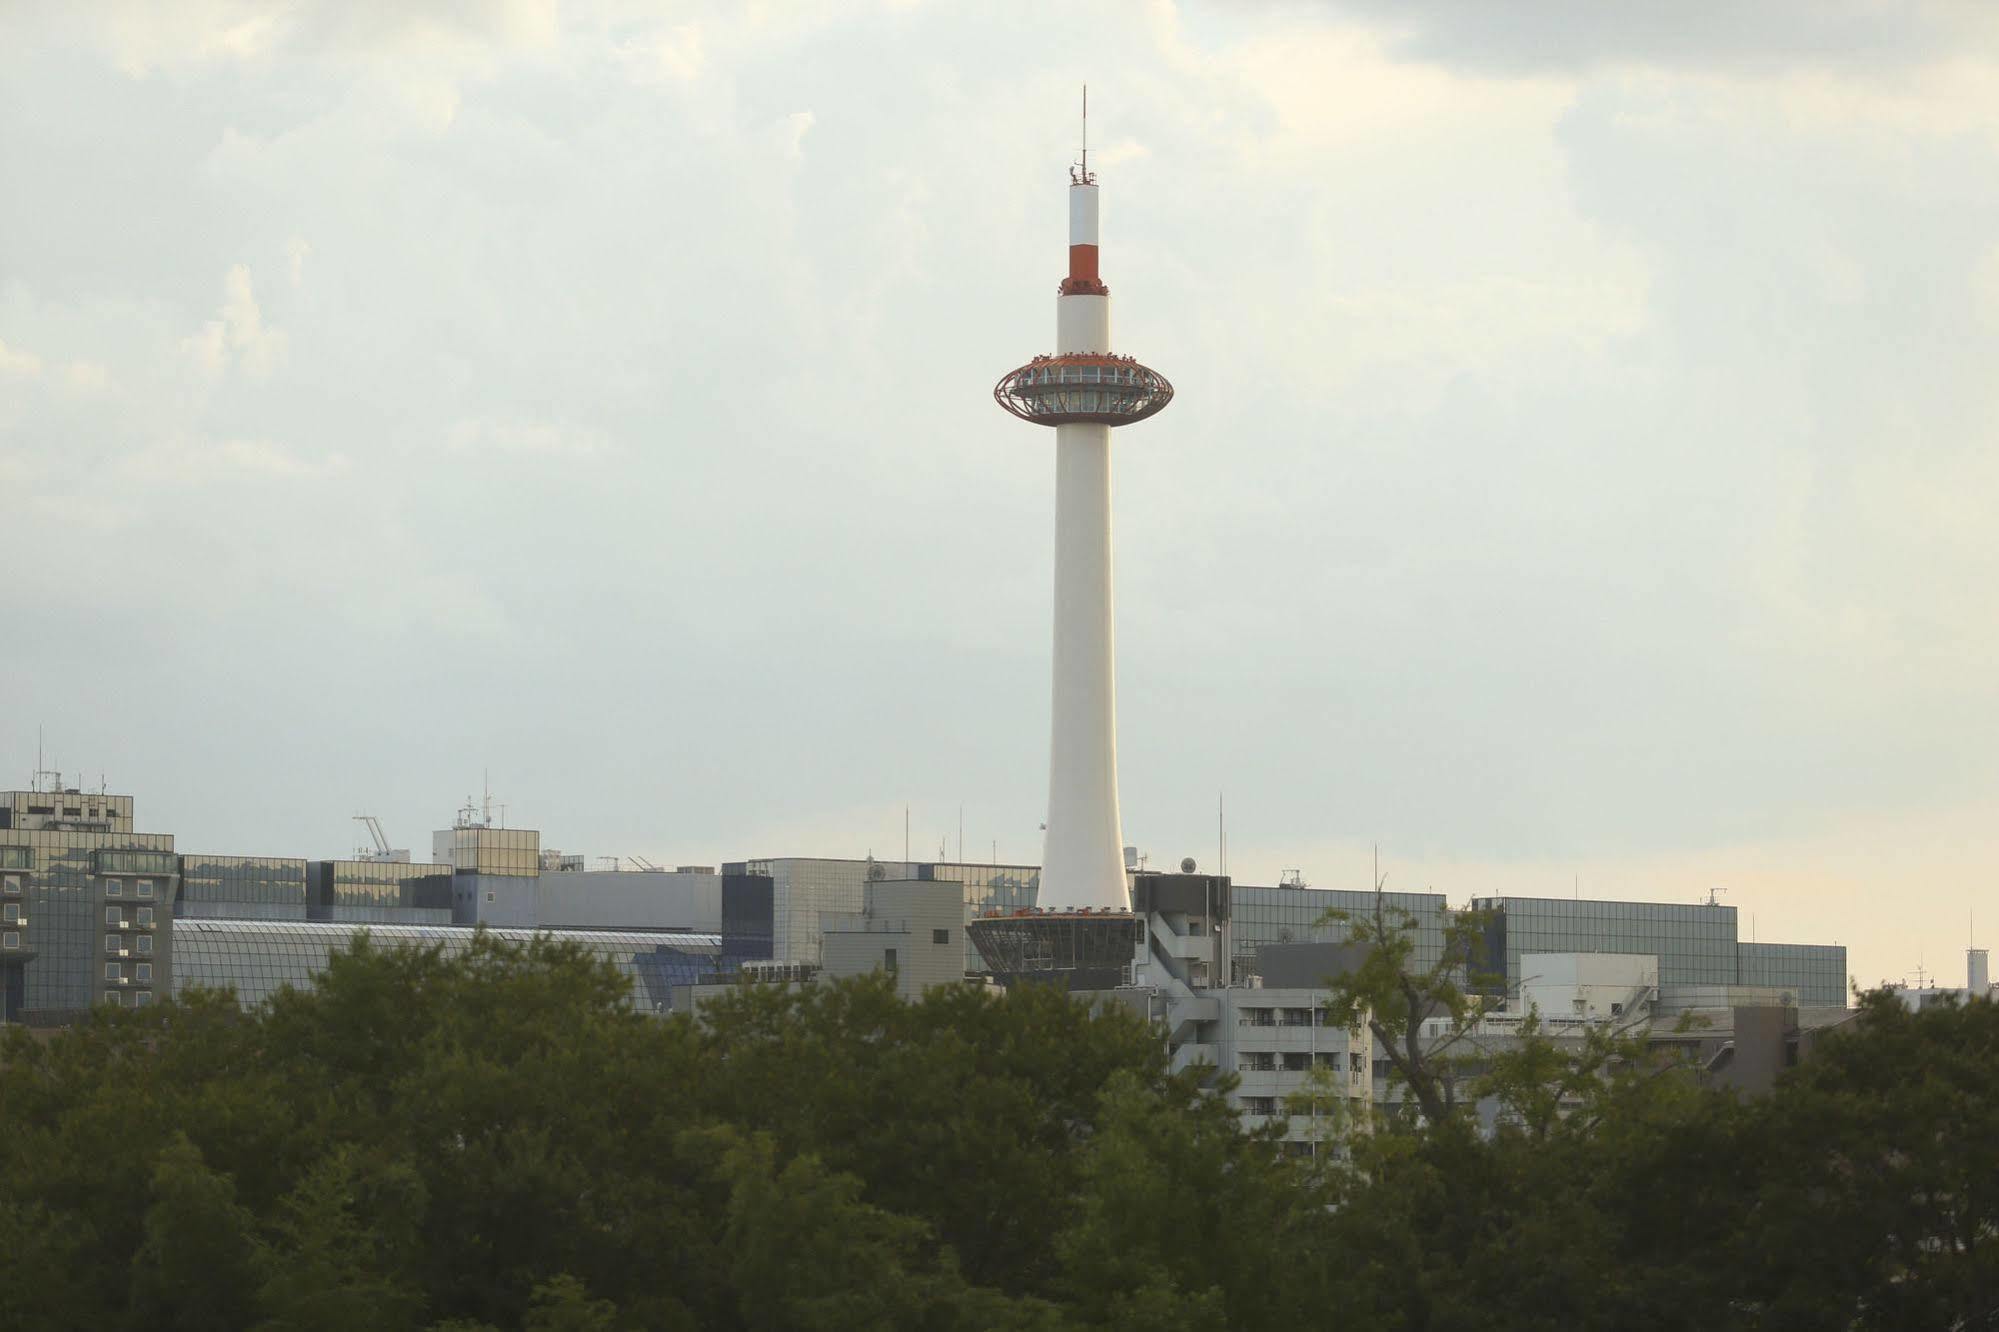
[1315,884,1499,1124]
[128,1134,259,1331]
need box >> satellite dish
[867,862,886,882]
[1179,857,1197,874]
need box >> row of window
[102,989,153,1007]
[105,961,154,982]
[1241,1051,1365,1073]
[106,907,156,928]
[105,933,155,955]
[3,875,161,898]
[1240,1006,1330,1027]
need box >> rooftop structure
[995,94,1173,914]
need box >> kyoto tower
[993,94,1174,913]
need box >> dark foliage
[0,935,1991,1329]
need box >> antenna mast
[1081,84,1088,180]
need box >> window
[105,934,121,954]
[105,962,121,981]
[883,948,899,974]
[1,903,14,923]
[136,907,154,928]
[105,907,121,927]
[485,891,495,903]
[133,991,152,1007]
[136,879,154,899]
[2,875,19,894]
[106,880,122,897]
[103,990,120,1006]
[135,962,153,983]
[2,932,17,950]
[932,928,949,945]
[136,935,153,956]
[1242,1096,1277,1116]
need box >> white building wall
[1519,952,1658,1021]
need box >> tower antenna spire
[1080,84,1090,182]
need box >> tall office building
[0,777,177,1023]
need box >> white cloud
[116,436,349,486]
[446,416,611,458]
[0,339,43,378]
[5,0,1999,993]
[62,361,112,394]
[775,110,817,162]
[286,236,312,288]
[183,264,286,381]
[612,23,705,84]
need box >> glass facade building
[434,826,540,876]
[179,854,310,920]
[1477,896,1741,994]
[1739,941,1848,1007]
[0,795,178,1023]
[727,858,919,965]
[918,861,1041,971]
[1232,886,1847,1008]
[1232,886,1453,979]
[171,919,725,1013]
[308,860,455,924]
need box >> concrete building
[675,879,973,1013]
[992,110,1175,914]
[1230,882,1848,1009]
[820,879,966,1001]
[0,777,178,1024]
[721,856,1037,970]
[475,866,724,933]
[1519,952,1659,1021]
[1890,947,1997,1011]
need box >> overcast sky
[5,1,1997,991]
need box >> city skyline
[6,1,1999,995]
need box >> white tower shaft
[1040,182,1128,912]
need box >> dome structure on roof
[993,352,1174,427]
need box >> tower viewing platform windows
[994,353,1174,426]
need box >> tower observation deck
[991,104,1173,915]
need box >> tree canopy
[0,932,1991,1329]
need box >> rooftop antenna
[1217,790,1226,880]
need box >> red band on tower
[1060,244,1106,296]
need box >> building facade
[178,854,310,921]
[0,783,178,1024]
[171,919,724,1013]
[819,879,967,1001]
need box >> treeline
[0,935,1992,1330]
